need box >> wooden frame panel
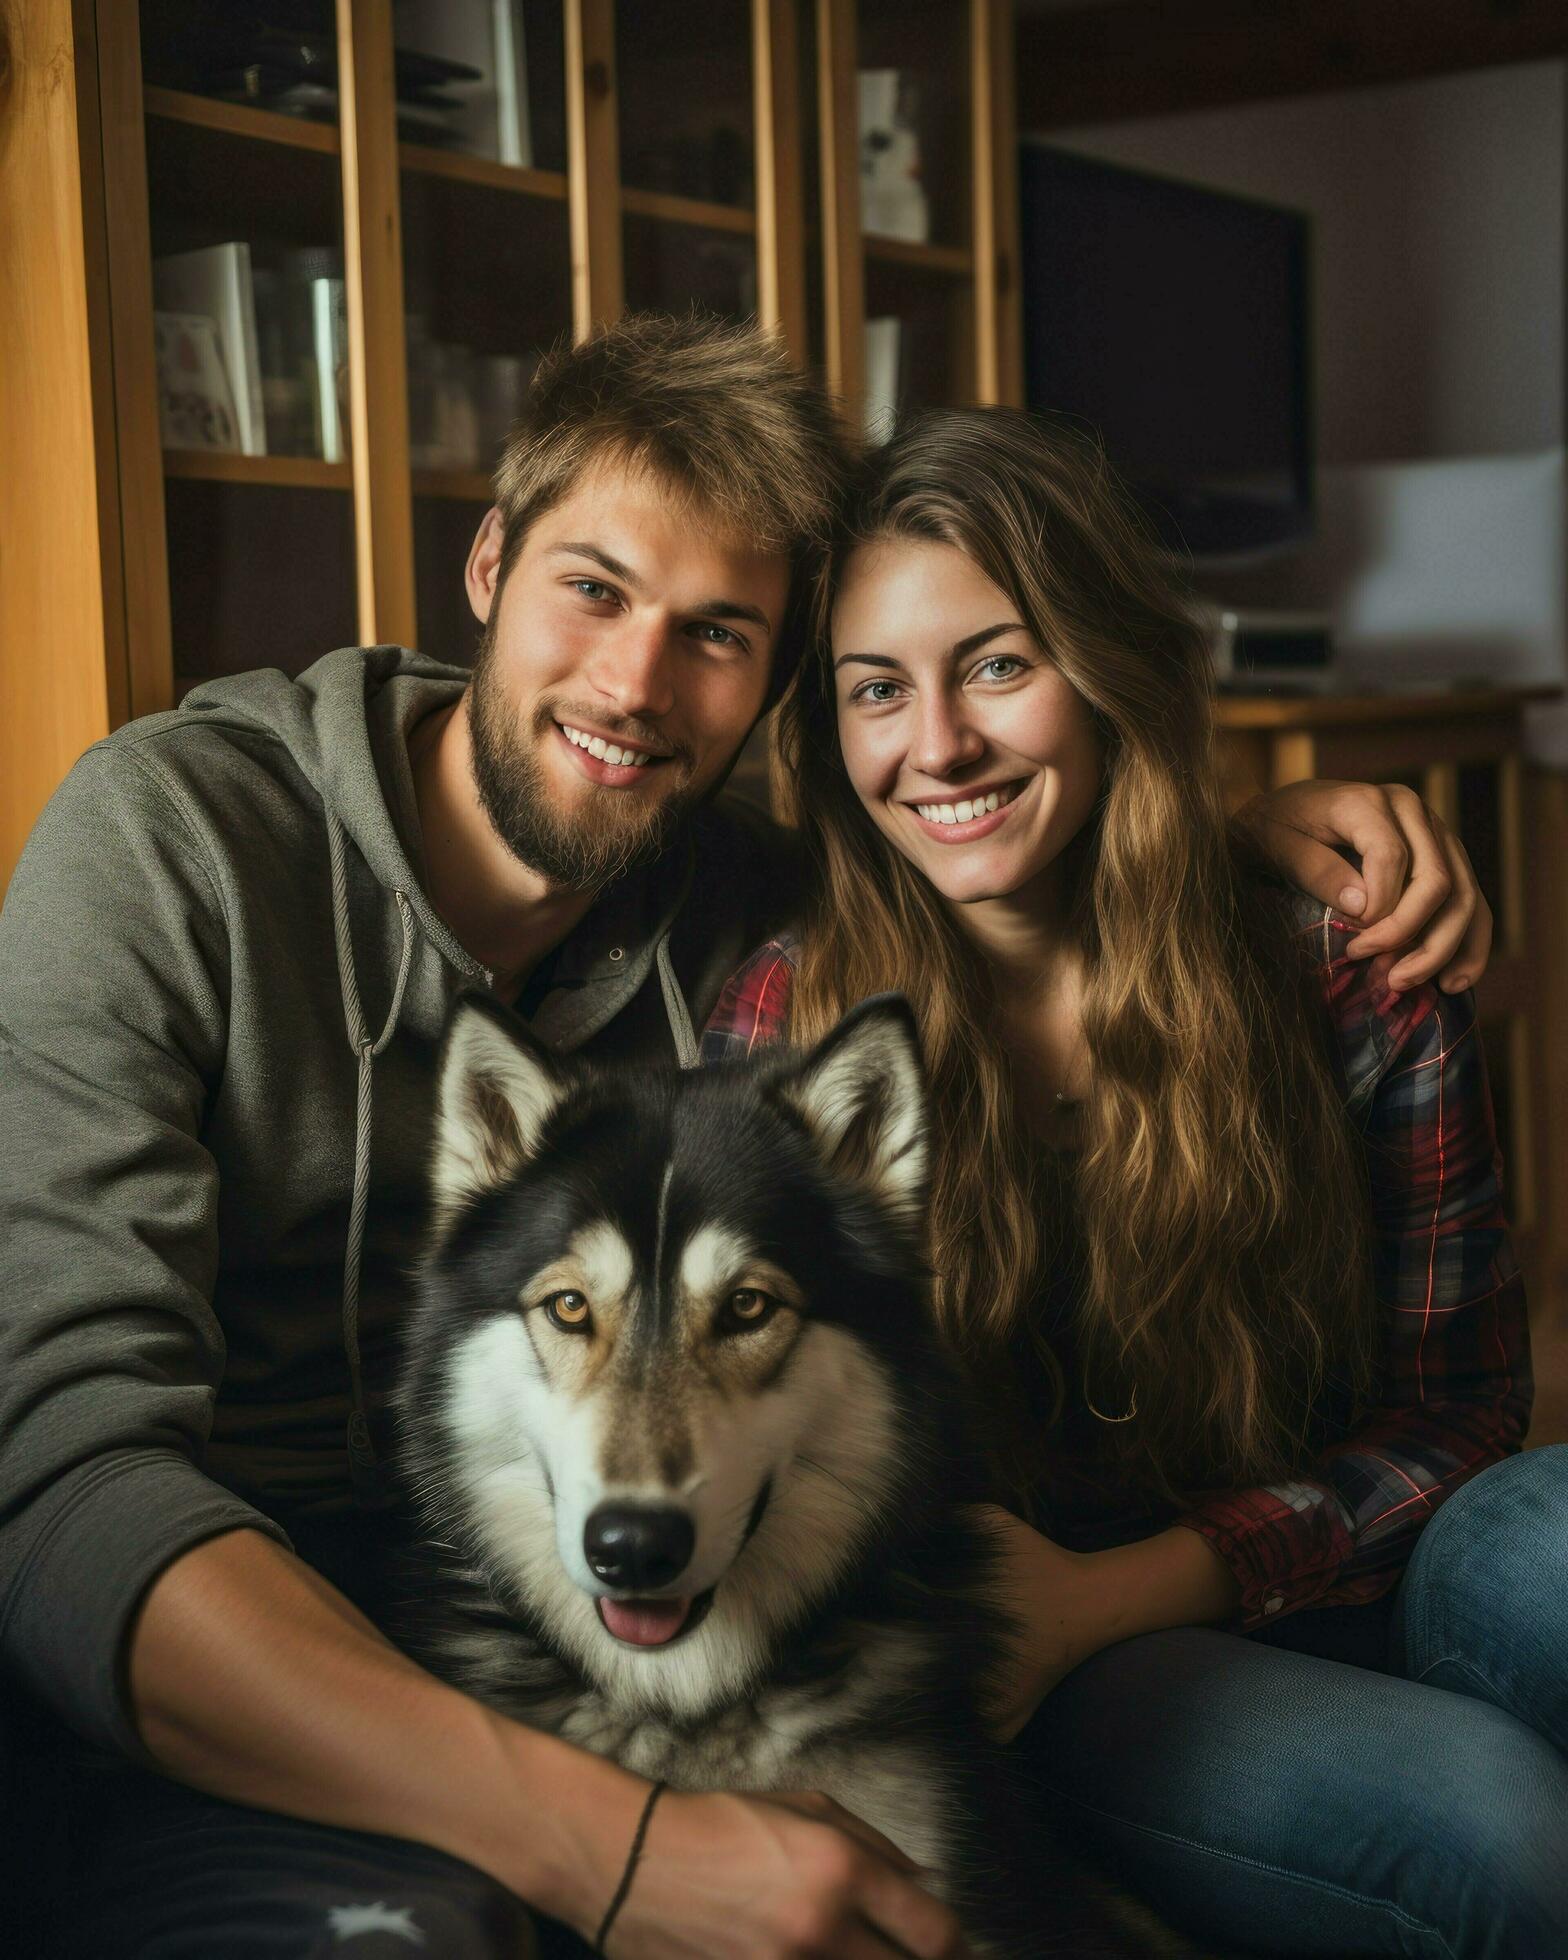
[753,0,808,360]
[815,0,864,416]
[972,0,1023,405]
[336,0,417,648]
[96,0,172,718]
[565,0,623,335]
[0,0,120,892]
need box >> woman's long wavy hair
[775,409,1376,1509]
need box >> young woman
[704,409,1566,1958]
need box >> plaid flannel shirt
[699,906,1532,1631]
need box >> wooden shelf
[163,450,351,491]
[144,86,340,155]
[863,234,974,277]
[398,143,569,202]
[1215,685,1560,729]
[412,468,494,502]
[621,187,757,236]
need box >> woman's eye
[545,1289,592,1330]
[723,1288,775,1331]
[853,679,903,705]
[976,656,1024,682]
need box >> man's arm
[1237,778,1491,991]
[0,745,287,1752]
[1,751,967,1958]
[131,1529,972,1957]
[127,1527,640,1927]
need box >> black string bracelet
[594,1778,667,1956]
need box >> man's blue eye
[695,624,738,647]
[572,578,611,600]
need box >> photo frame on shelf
[153,243,269,456]
[153,312,242,452]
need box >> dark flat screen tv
[1018,142,1312,560]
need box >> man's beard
[467,619,698,892]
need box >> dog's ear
[432,992,570,1217]
[775,994,929,1221]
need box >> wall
[1043,61,1565,465]
[1028,63,1568,748]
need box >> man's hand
[129,1532,972,1960]
[1237,778,1492,993]
[589,1786,974,1958]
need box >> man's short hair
[492,313,852,701]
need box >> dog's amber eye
[725,1288,774,1329]
[546,1290,591,1330]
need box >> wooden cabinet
[2,3,1558,1331]
[1218,687,1559,1294]
[0,0,1023,889]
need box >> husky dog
[395,991,1205,1958]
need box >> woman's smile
[902,776,1029,842]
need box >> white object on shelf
[858,69,929,244]
[492,0,532,169]
[864,317,902,440]
[153,312,241,452]
[153,244,268,456]
[309,277,350,464]
[393,0,531,166]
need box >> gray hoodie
[0,646,795,1759]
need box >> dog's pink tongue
[599,1596,691,1646]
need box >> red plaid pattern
[700,906,1532,1630]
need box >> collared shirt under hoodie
[0,645,797,1759]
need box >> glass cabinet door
[615,1,761,326]
[394,0,573,667]
[140,0,359,692]
[855,0,976,429]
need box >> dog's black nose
[584,1506,695,1591]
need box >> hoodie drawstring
[327,809,415,1506]
[655,935,700,1069]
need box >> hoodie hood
[183,645,489,985]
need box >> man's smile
[553,720,674,788]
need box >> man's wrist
[441,1702,652,1932]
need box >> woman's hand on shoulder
[1237,778,1491,994]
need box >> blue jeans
[1014,1446,1568,1958]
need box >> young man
[0,315,1488,1958]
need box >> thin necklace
[1082,1377,1139,1424]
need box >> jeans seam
[1050,1790,1460,1960]
[1411,1649,1507,1706]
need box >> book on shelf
[863,317,902,440]
[858,70,930,245]
[153,312,242,452]
[393,0,532,165]
[153,244,268,456]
